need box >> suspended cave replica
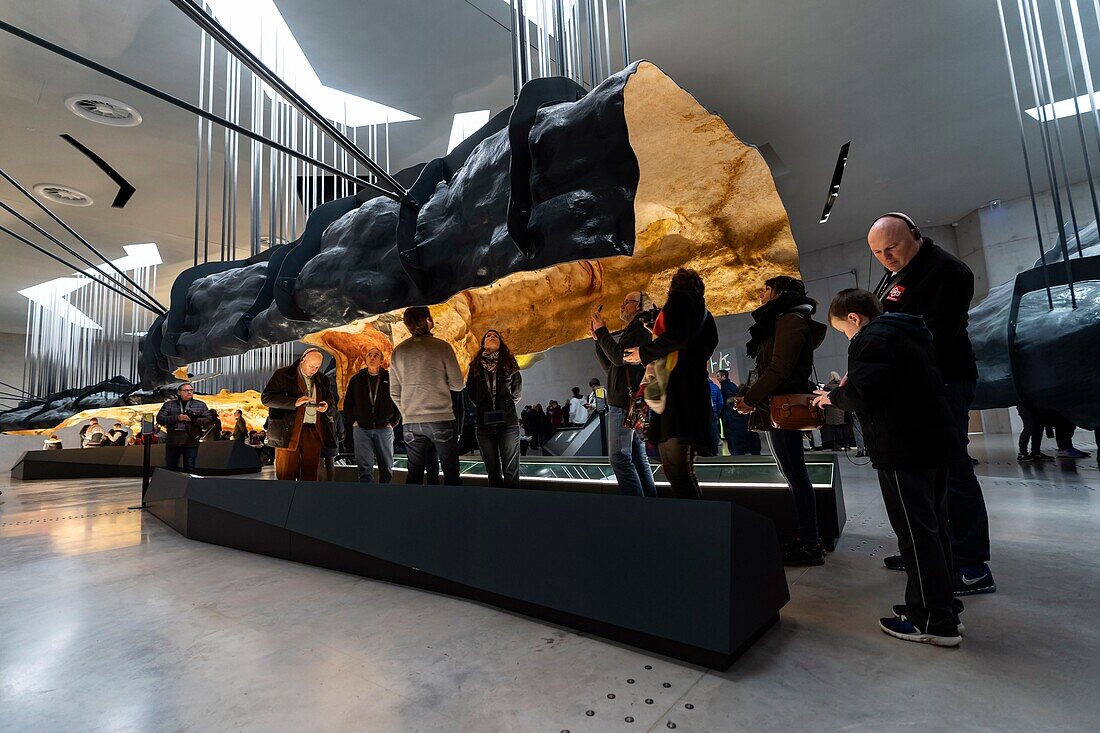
[2,61,803,433]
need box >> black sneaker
[953,564,997,596]
[783,540,825,567]
[893,604,965,635]
[1017,453,1033,462]
[879,616,961,647]
[883,554,906,572]
[1030,451,1055,461]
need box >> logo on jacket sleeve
[886,285,906,302]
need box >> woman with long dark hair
[734,276,827,566]
[467,329,523,488]
[625,268,719,499]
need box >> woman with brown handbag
[734,276,828,566]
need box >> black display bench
[11,440,262,480]
[145,470,790,670]
[336,455,847,551]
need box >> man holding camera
[591,291,658,497]
[156,382,213,473]
[261,348,337,481]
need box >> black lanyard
[484,370,500,409]
[366,372,381,408]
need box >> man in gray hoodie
[390,306,466,485]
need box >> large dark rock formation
[970,221,1100,429]
[155,65,640,382]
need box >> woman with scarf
[624,268,719,499]
[466,329,523,488]
[734,276,828,566]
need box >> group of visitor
[141,208,1073,649]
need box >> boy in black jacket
[813,289,964,647]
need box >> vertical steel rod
[997,0,1052,308]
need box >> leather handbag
[769,393,824,431]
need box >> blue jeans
[404,421,461,486]
[943,380,991,567]
[608,405,657,497]
[766,429,819,543]
[353,426,394,483]
[165,444,198,473]
[476,424,521,488]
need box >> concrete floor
[1,434,1098,732]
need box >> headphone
[875,211,922,241]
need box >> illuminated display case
[340,454,846,549]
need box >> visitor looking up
[625,268,718,500]
[466,329,523,488]
[591,290,658,497]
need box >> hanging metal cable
[0,20,391,200]
[0,168,165,314]
[996,0,1052,309]
[167,0,406,200]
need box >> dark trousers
[767,429,819,543]
[658,438,702,499]
[943,380,991,567]
[477,424,521,489]
[275,423,323,481]
[1017,404,1043,455]
[404,421,461,486]
[165,444,198,473]
[1046,411,1077,450]
[878,466,956,633]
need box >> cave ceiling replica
[970,221,1100,430]
[3,61,801,432]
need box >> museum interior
[1,0,1098,730]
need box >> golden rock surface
[310,61,799,399]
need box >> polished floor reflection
[1,435,1098,732]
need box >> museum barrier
[10,440,262,480]
[335,454,847,551]
[146,469,791,669]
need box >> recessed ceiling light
[33,183,93,207]
[65,94,142,127]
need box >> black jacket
[639,289,719,449]
[594,316,651,409]
[342,368,397,430]
[829,313,962,470]
[873,238,978,383]
[261,361,337,450]
[156,397,213,448]
[741,294,827,429]
[466,367,522,428]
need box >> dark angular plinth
[10,440,262,480]
[145,471,790,669]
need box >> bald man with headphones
[867,212,995,597]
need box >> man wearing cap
[261,348,337,481]
[867,212,995,595]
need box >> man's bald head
[868,214,922,272]
[299,349,324,377]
